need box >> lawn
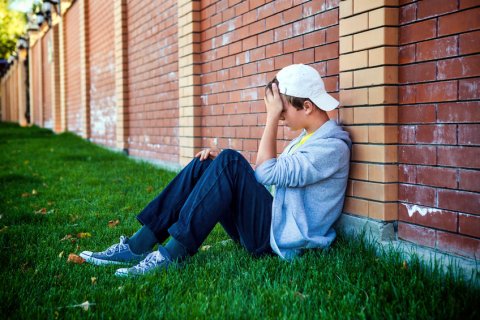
[0,122,478,319]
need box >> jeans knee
[216,149,243,162]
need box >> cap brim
[311,93,339,112]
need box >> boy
[80,64,351,276]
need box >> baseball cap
[276,64,339,111]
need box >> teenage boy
[80,64,351,277]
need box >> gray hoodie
[255,120,352,260]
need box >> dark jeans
[137,149,273,256]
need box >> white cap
[276,64,339,112]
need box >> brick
[438,189,480,214]
[438,7,480,36]
[417,0,458,19]
[368,125,398,143]
[398,44,415,64]
[315,42,339,61]
[326,25,339,44]
[459,78,480,100]
[399,164,417,183]
[399,184,436,207]
[353,180,398,201]
[398,222,436,248]
[354,66,398,87]
[343,197,369,217]
[398,203,458,232]
[460,30,480,54]
[339,12,368,36]
[399,145,436,165]
[353,0,398,14]
[437,102,480,123]
[437,55,480,80]
[349,162,368,180]
[339,35,352,54]
[399,62,436,84]
[399,125,416,143]
[352,144,398,163]
[292,16,315,36]
[400,19,436,45]
[438,146,480,169]
[284,36,304,53]
[417,165,457,189]
[339,107,354,124]
[369,163,398,182]
[416,36,458,62]
[368,86,398,105]
[314,8,338,30]
[459,169,480,192]
[354,27,398,51]
[399,3,417,25]
[398,104,436,124]
[368,47,398,67]
[459,213,480,238]
[339,0,353,19]
[436,231,480,259]
[458,124,480,145]
[369,7,399,29]
[460,0,480,9]
[293,48,315,64]
[339,71,353,89]
[339,51,368,71]
[354,105,398,124]
[415,124,457,145]
[369,201,398,221]
[345,125,368,142]
[415,81,457,103]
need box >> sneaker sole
[79,251,131,266]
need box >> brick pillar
[79,0,90,138]
[114,0,128,151]
[17,50,28,126]
[51,24,61,132]
[58,18,67,132]
[339,0,399,225]
[178,0,202,166]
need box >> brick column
[50,24,61,132]
[58,17,67,132]
[114,0,128,151]
[339,0,399,226]
[79,0,90,138]
[17,50,28,126]
[178,0,202,166]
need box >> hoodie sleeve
[255,138,350,188]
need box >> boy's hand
[264,83,283,119]
[195,148,219,161]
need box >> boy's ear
[303,100,315,115]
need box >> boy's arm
[256,83,283,168]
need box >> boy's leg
[136,156,213,244]
[168,149,273,256]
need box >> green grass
[0,122,478,319]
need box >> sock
[128,225,158,255]
[165,237,189,261]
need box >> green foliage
[0,0,27,59]
[0,122,479,319]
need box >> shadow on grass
[0,174,41,187]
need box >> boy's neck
[304,110,330,134]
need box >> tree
[0,0,27,59]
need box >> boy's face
[279,96,306,132]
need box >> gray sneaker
[115,245,172,277]
[80,236,149,266]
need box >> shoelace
[105,236,128,255]
[134,251,165,272]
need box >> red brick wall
[398,0,480,258]
[199,0,340,164]
[87,0,116,147]
[64,1,83,135]
[126,0,179,163]
[41,30,52,129]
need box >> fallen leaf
[60,234,73,241]
[65,301,95,311]
[32,189,38,195]
[294,292,308,300]
[146,185,154,193]
[108,219,120,228]
[21,192,30,198]
[402,261,408,270]
[201,245,211,251]
[76,232,91,239]
[35,208,47,214]
[0,226,7,233]
[58,251,64,258]
[91,277,97,285]
[67,253,85,264]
